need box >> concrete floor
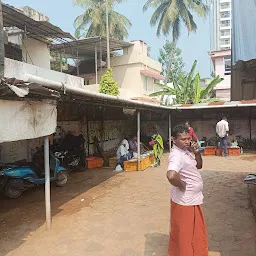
[0,154,256,256]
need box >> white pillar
[44,136,51,230]
[168,113,172,152]
[137,110,141,171]
[95,44,98,84]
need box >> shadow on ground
[144,168,256,256]
[144,233,169,256]
[0,167,120,256]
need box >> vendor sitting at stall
[116,140,132,167]
[228,132,238,147]
[129,136,138,153]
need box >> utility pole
[106,0,110,68]
[0,0,5,78]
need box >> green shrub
[99,68,119,96]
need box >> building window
[220,20,230,27]
[224,56,231,75]
[221,30,230,37]
[220,3,230,10]
[220,11,230,18]
[143,76,148,91]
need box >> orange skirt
[168,201,208,256]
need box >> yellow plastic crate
[149,155,155,165]
[124,156,151,172]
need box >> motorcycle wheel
[56,171,68,187]
[4,179,23,199]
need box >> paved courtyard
[0,154,256,256]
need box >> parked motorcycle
[51,132,86,171]
[0,153,68,199]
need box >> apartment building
[209,0,232,101]
[210,0,232,51]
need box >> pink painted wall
[215,56,225,76]
[209,50,231,101]
[212,57,231,101]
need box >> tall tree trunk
[0,1,4,78]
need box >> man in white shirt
[216,117,229,157]
[116,140,131,167]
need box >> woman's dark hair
[172,125,189,138]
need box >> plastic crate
[124,156,150,172]
[149,155,155,165]
[216,148,224,156]
[109,157,117,168]
[124,159,137,172]
[228,147,240,156]
[86,157,104,169]
[203,147,216,156]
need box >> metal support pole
[76,50,80,76]
[44,136,51,230]
[0,0,5,78]
[168,113,172,151]
[100,39,103,74]
[106,0,111,68]
[60,50,62,73]
[137,110,141,171]
[95,44,98,84]
[249,108,252,140]
[24,25,28,63]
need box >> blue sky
[4,0,211,77]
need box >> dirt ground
[0,154,256,256]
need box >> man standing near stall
[216,117,229,157]
[167,125,208,256]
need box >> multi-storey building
[209,0,232,101]
[210,0,232,51]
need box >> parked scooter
[0,153,68,199]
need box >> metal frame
[50,36,132,59]
[2,3,74,44]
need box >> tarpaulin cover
[0,100,57,143]
[232,0,256,64]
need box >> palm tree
[143,0,209,84]
[73,0,132,40]
[150,60,223,105]
[143,0,209,41]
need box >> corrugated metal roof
[170,100,256,110]
[50,37,132,59]
[2,3,74,43]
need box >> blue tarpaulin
[232,0,256,64]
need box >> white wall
[82,40,163,99]
[21,38,51,69]
[4,58,85,88]
[111,41,162,72]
